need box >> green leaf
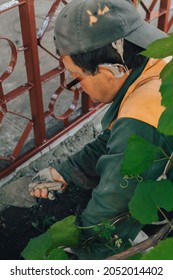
[99,221,116,240]
[49,215,80,247]
[46,248,69,260]
[160,58,173,81]
[158,107,173,135]
[22,216,80,260]
[93,221,116,240]
[93,225,101,233]
[142,238,173,260]
[141,34,173,58]
[43,216,57,227]
[160,84,173,107]
[129,180,173,224]
[120,135,160,176]
[127,253,143,260]
[21,231,52,260]
[159,59,173,107]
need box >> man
[29,0,173,259]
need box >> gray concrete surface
[0,104,109,212]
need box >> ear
[97,66,117,86]
[112,39,125,63]
[98,64,124,78]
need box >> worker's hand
[28,167,68,200]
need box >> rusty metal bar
[140,1,149,14]
[4,83,33,103]
[0,103,104,179]
[158,0,171,32]
[0,83,7,123]
[0,37,18,82]
[167,15,173,31]
[11,120,33,160]
[133,0,172,32]
[0,0,25,14]
[37,0,62,41]
[18,0,46,146]
[82,93,94,114]
[132,0,138,6]
[40,67,64,84]
[149,0,158,12]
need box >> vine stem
[76,213,128,230]
[158,207,173,230]
[105,218,173,260]
[158,147,170,160]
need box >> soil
[0,186,92,260]
[1,196,173,260]
[1,185,173,261]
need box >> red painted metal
[132,0,173,32]
[132,0,138,6]
[18,0,46,145]
[0,0,97,179]
[0,102,105,179]
[0,0,26,13]
[158,0,172,32]
[0,0,173,180]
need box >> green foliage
[31,215,57,232]
[46,248,69,260]
[21,215,80,260]
[127,253,143,260]
[141,33,173,58]
[141,35,173,136]
[22,231,52,260]
[160,59,173,106]
[50,215,80,247]
[121,35,173,260]
[141,34,173,135]
[160,58,173,82]
[158,106,173,135]
[21,215,120,260]
[158,58,173,134]
[141,238,173,260]
[93,220,116,239]
[129,238,173,260]
[120,135,161,176]
[129,180,173,224]
[160,83,173,108]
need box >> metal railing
[0,0,173,180]
[133,0,173,32]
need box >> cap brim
[125,20,168,49]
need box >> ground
[0,186,92,260]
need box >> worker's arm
[55,129,111,189]
[29,129,110,198]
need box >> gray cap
[54,0,167,55]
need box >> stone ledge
[0,104,109,213]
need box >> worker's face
[62,55,129,104]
